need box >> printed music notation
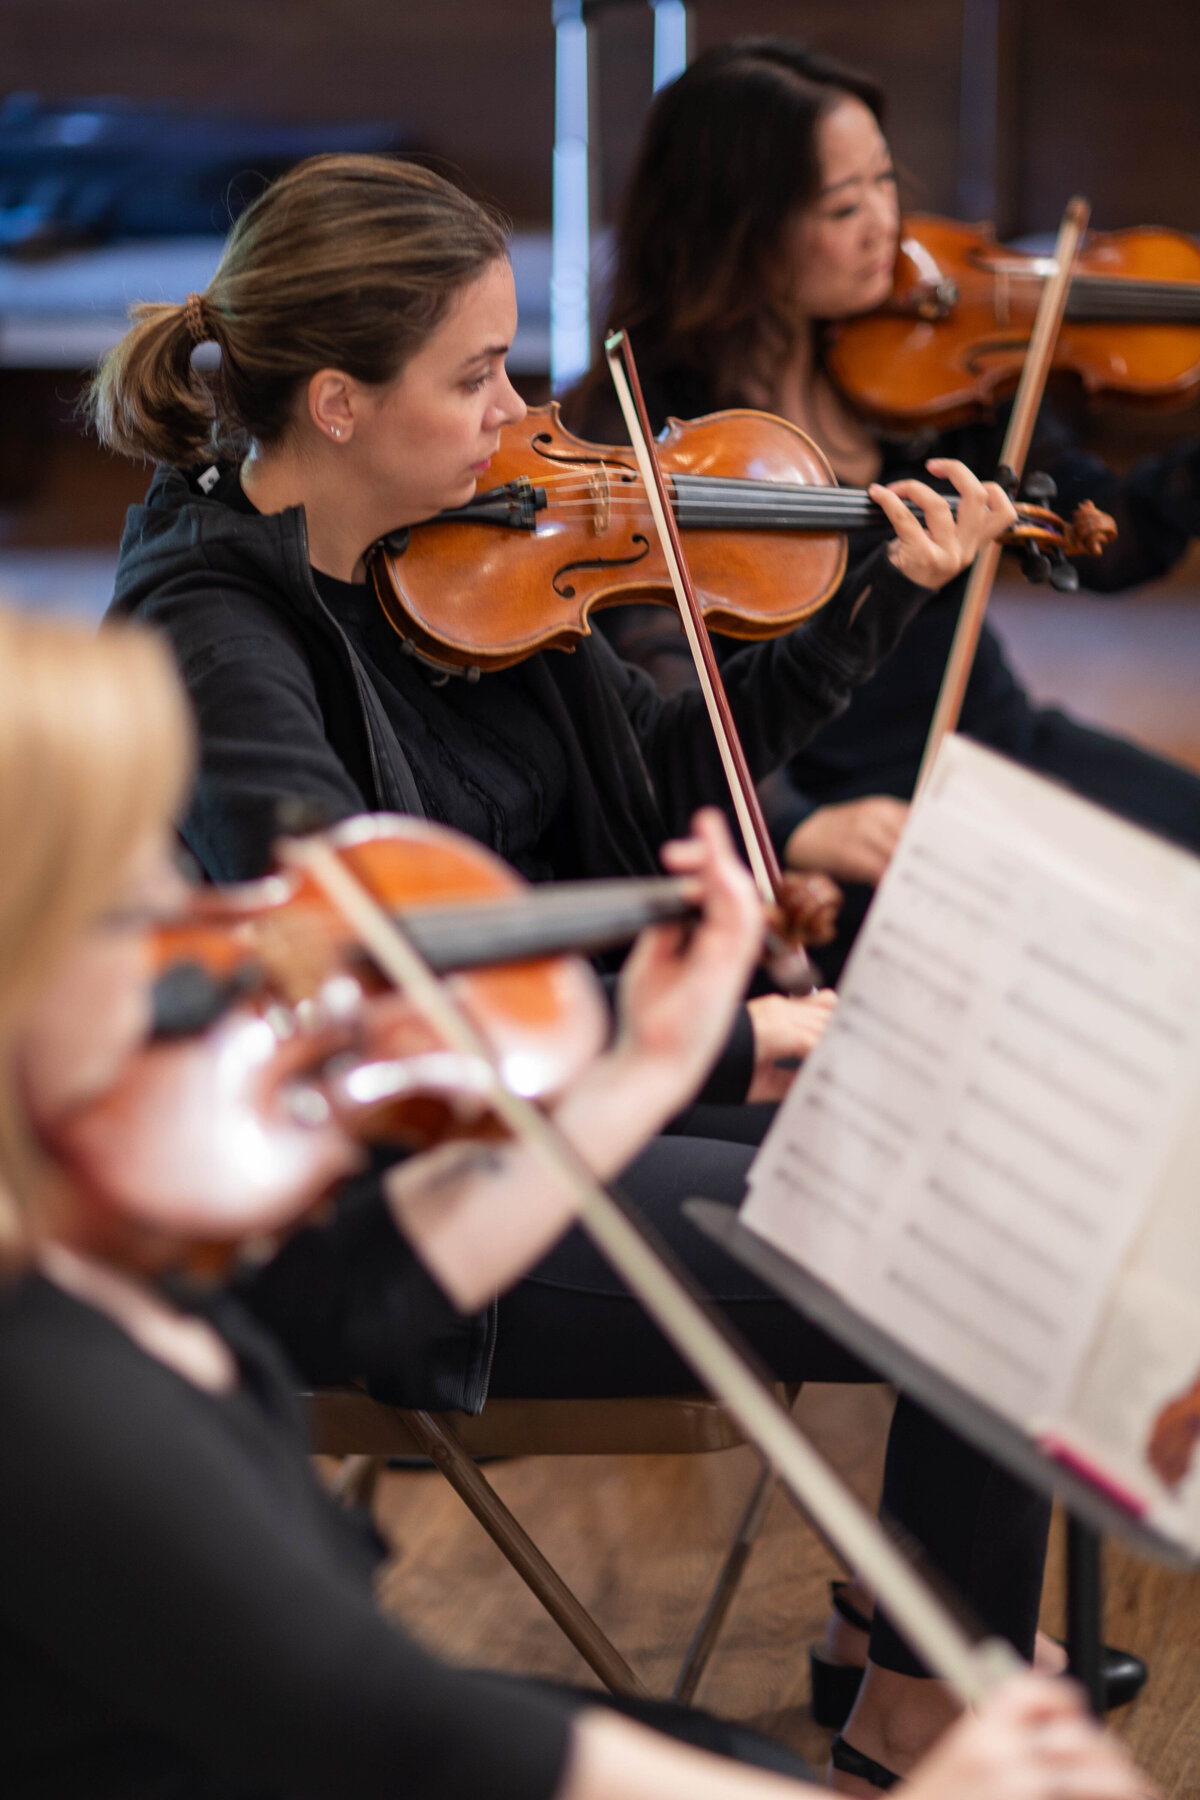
[743,737,1200,1539]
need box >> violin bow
[283,826,1022,1706]
[914,196,1092,796]
[603,331,800,924]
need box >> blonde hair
[86,153,510,466]
[0,609,193,1252]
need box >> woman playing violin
[91,153,1011,1095]
[568,37,1200,982]
[86,151,1048,1788]
[0,603,1151,1800]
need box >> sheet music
[743,737,1200,1435]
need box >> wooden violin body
[47,813,840,1243]
[826,213,1200,429]
[370,405,846,673]
[369,403,1114,674]
[51,817,616,1241]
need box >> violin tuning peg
[995,463,1020,499]
[1049,555,1080,592]
[1022,470,1057,504]
[1021,544,1053,584]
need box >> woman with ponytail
[84,152,1075,1787]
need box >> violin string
[495,471,1058,534]
[529,471,960,508]
[989,271,1200,319]
[533,491,965,523]
[520,478,929,512]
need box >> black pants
[809,705,1200,983]
[490,1131,1049,1678]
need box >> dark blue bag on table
[0,94,413,255]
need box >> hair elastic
[183,292,209,347]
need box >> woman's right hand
[903,1675,1155,1800]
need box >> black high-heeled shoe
[809,1582,1148,1728]
[809,1581,874,1729]
[829,1734,899,1791]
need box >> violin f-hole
[552,534,651,599]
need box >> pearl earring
[330,426,342,440]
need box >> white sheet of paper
[743,737,1200,1434]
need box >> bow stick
[603,330,814,992]
[914,196,1092,796]
[283,827,1023,1705]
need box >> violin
[49,818,652,1240]
[368,404,1116,675]
[43,808,1019,1706]
[826,213,1200,430]
[49,814,835,1241]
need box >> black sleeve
[937,401,1200,595]
[601,545,931,839]
[595,602,698,697]
[234,1164,497,1413]
[598,972,755,1109]
[0,1289,573,1800]
[124,567,371,880]
[1037,421,1200,594]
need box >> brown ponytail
[86,154,510,467]
[87,299,222,465]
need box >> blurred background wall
[5,0,1199,232]
[0,0,1197,584]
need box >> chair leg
[672,1462,777,1703]
[402,1409,650,1699]
[672,1386,799,1703]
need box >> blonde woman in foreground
[0,604,1149,1800]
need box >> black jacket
[106,460,931,1410]
[109,462,932,881]
[109,460,935,1105]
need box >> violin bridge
[588,469,611,535]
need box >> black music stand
[684,1197,1193,1714]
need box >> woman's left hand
[868,457,1017,590]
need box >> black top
[573,367,1200,840]
[107,457,933,1132]
[107,461,930,887]
[274,508,574,884]
[0,1269,575,1800]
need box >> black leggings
[489,1132,1049,1678]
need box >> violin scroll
[1005,498,1116,588]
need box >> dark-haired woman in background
[568,37,1200,986]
